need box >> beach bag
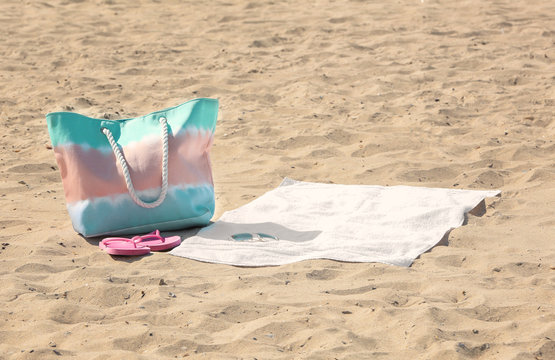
[46,98,218,237]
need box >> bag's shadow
[166,221,322,243]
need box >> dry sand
[1,0,554,359]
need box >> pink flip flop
[133,230,181,251]
[99,237,151,256]
[99,230,181,256]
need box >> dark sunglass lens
[231,233,252,241]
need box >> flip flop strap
[133,234,165,243]
[102,117,169,208]
[102,238,142,248]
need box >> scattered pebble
[48,341,56,347]
[159,279,167,286]
[169,292,176,298]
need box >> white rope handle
[102,117,169,208]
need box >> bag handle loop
[101,117,169,208]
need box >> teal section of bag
[46,98,218,148]
[68,184,215,237]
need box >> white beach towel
[170,178,500,267]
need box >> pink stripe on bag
[54,131,214,203]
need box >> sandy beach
[1,0,554,358]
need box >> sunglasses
[230,233,279,242]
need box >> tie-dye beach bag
[46,98,218,237]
